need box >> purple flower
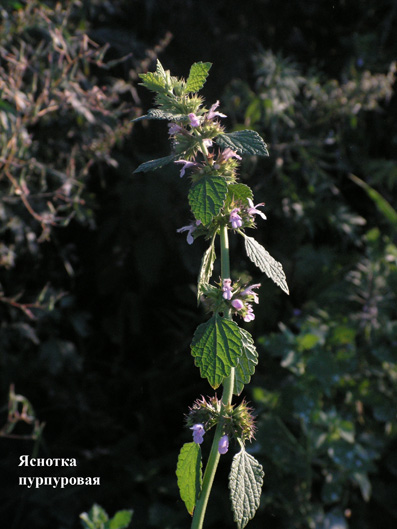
[177,220,201,244]
[207,100,227,120]
[231,298,244,310]
[188,113,201,127]
[190,424,205,445]
[222,278,233,300]
[247,198,267,220]
[174,159,198,177]
[241,283,261,304]
[243,304,255,322]
[168,122,183,135]
[230,208,243,229]
[218,434,229,454]
[222,148,242,161]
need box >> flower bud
[218,434,229,454]
[190,423,205,444]
[231,298,244,310]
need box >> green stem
[191,224,234,529]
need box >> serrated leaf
[243,235,289,295]
[132,109,186,122]
[107,510,133,529]
[191,314,243,389]
[216,130,269,157]
[228,183,253,202]
[226,183,254,211]
[197,236,216,304]
[133,154,176,174]
[176,442,202,515]
[229,447,264,529]
[155,59,167,78]
[185,62,212,93]
[188,176,228,225]
[138,71,168,94]
[234,328,258,396]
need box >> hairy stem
[191,224,234,529]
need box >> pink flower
[174,159,198,177]
[207,100,227,120]
[230,208,243,229]
[231,299,244,310]
[188,113,201,127]
[243,304,255,322]
[168,123,183,135]
[247,198,267,220]
[241,283,261,304]
[222,148,242,161]
[218,434,229,454]
[177,220,201,244]
[190,424,205,444]
[222,278,233,300]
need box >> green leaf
[133,154,176,174]
[197,235,217,304]
[107,510,133,529]
[243,235,289,295]
[155,59,167,79]
[216,130,269,157]
[137,60,170,94]
[138,72,168,94]
[229,446,264,529]
[349,173,397,228]
[191,314,243,389]
[132,109,186,122]
[227,183,253,205]
[176,442,202,515]
[234,328,258,396]
[188,176,228,225]
[185,62,212,93]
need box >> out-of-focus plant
[0,0,135,284]
[0,0,138,377]
[224,51,396,248]
[0,384,44,443]
[80,503,133,529]
[221,50,397,528]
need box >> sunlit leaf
[243,234,289,294]
[229,445,264,529]
[176,442,202,515]
[191,314,243,389]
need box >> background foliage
[1,1,396,528]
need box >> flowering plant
[134,61,289,529]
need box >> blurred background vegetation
[0,1,396,528]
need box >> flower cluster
[222,278,261,322]
[186,396,256,452]
[186,395,220,432]
[228,198,267,231]
[167,99,228,174]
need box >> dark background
[1,0,396,528]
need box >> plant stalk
[191,224,234,529]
